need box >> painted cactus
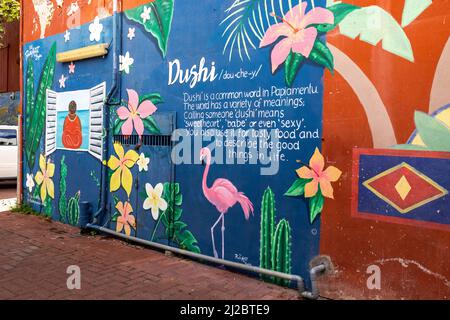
[259,187,292,285]
[271,219,292,286]
[67,191,80,226]
[58,156,67,223]
[260,187,275,272]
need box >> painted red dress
[62,115,82,149]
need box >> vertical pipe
[94,0,122,224]
[17,0,25,205]
[301,264,326,299]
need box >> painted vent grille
[113,135,172,146]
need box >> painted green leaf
[316,2,360,33]
[339,5,414,62]
[143,116,161,134]
[309,191,324,224]
[402,0,432,27]
[414,111,450,152]
[173,207,182,221]
[43,196,53,217]
[140,93,164,105]
[173,221,187,232]
[25,59,35,135]
[179,230,199,250]
[113,118,123,135]
[284,51,304,87]
[309,39,334,72]
[285,178,311,197]
[125,1,174,57]
[58,156,68,223]
[26,42,56,170]
[159,182,201,253]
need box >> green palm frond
[221,0,295,61]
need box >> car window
[0,129,17,146]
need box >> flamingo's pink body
[200,147,253,259]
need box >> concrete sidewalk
[0,211,299,300]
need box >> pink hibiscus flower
[117,89,157,136]
[260,2,334,73]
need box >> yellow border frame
[362,162,448,214]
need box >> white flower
[64,30,70,42]
[56,0,64,8]
[59,74,67,88]
[127,27,136,40]
[143,183,167,220]
[26,174,35,193]
[89,16,103,42]
[119,51,134,74]
[141,6,152,24]
[137,153,150,172]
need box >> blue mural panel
[22,1,332,285]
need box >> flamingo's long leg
[221,214,225,260]
[211,213,223,259]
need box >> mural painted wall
[0,92,19,125]
[20,0,449,298]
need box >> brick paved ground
[0,211,300,300]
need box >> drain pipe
[301,264,326,299]
[93,0,122,224]
[86,223,328,299]
[87,223,307,295]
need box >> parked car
[0,125,18,180]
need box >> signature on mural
[234,253,250,265]
[25,45,42,61]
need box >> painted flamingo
[200,147,254,259]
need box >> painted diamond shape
[363,162,448,214]
[395,175,411,200]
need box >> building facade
[20,0,450,299]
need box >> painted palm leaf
[25,43,56,170]
[338,5,414,62]
[402,0,432,27]
[125,0,174,57]
[221,0,296,61]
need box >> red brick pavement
[0,211,300,300]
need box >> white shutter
[88,82,106,161]
[45,89,57,156]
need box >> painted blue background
[358,154,449,226]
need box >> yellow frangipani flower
[34,154,55,202]
[106,143,139,197]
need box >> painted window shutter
[45,89,57,156]
[88,82,106,161]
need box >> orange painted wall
[320,0,450,299]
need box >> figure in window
[62,100,82,149]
